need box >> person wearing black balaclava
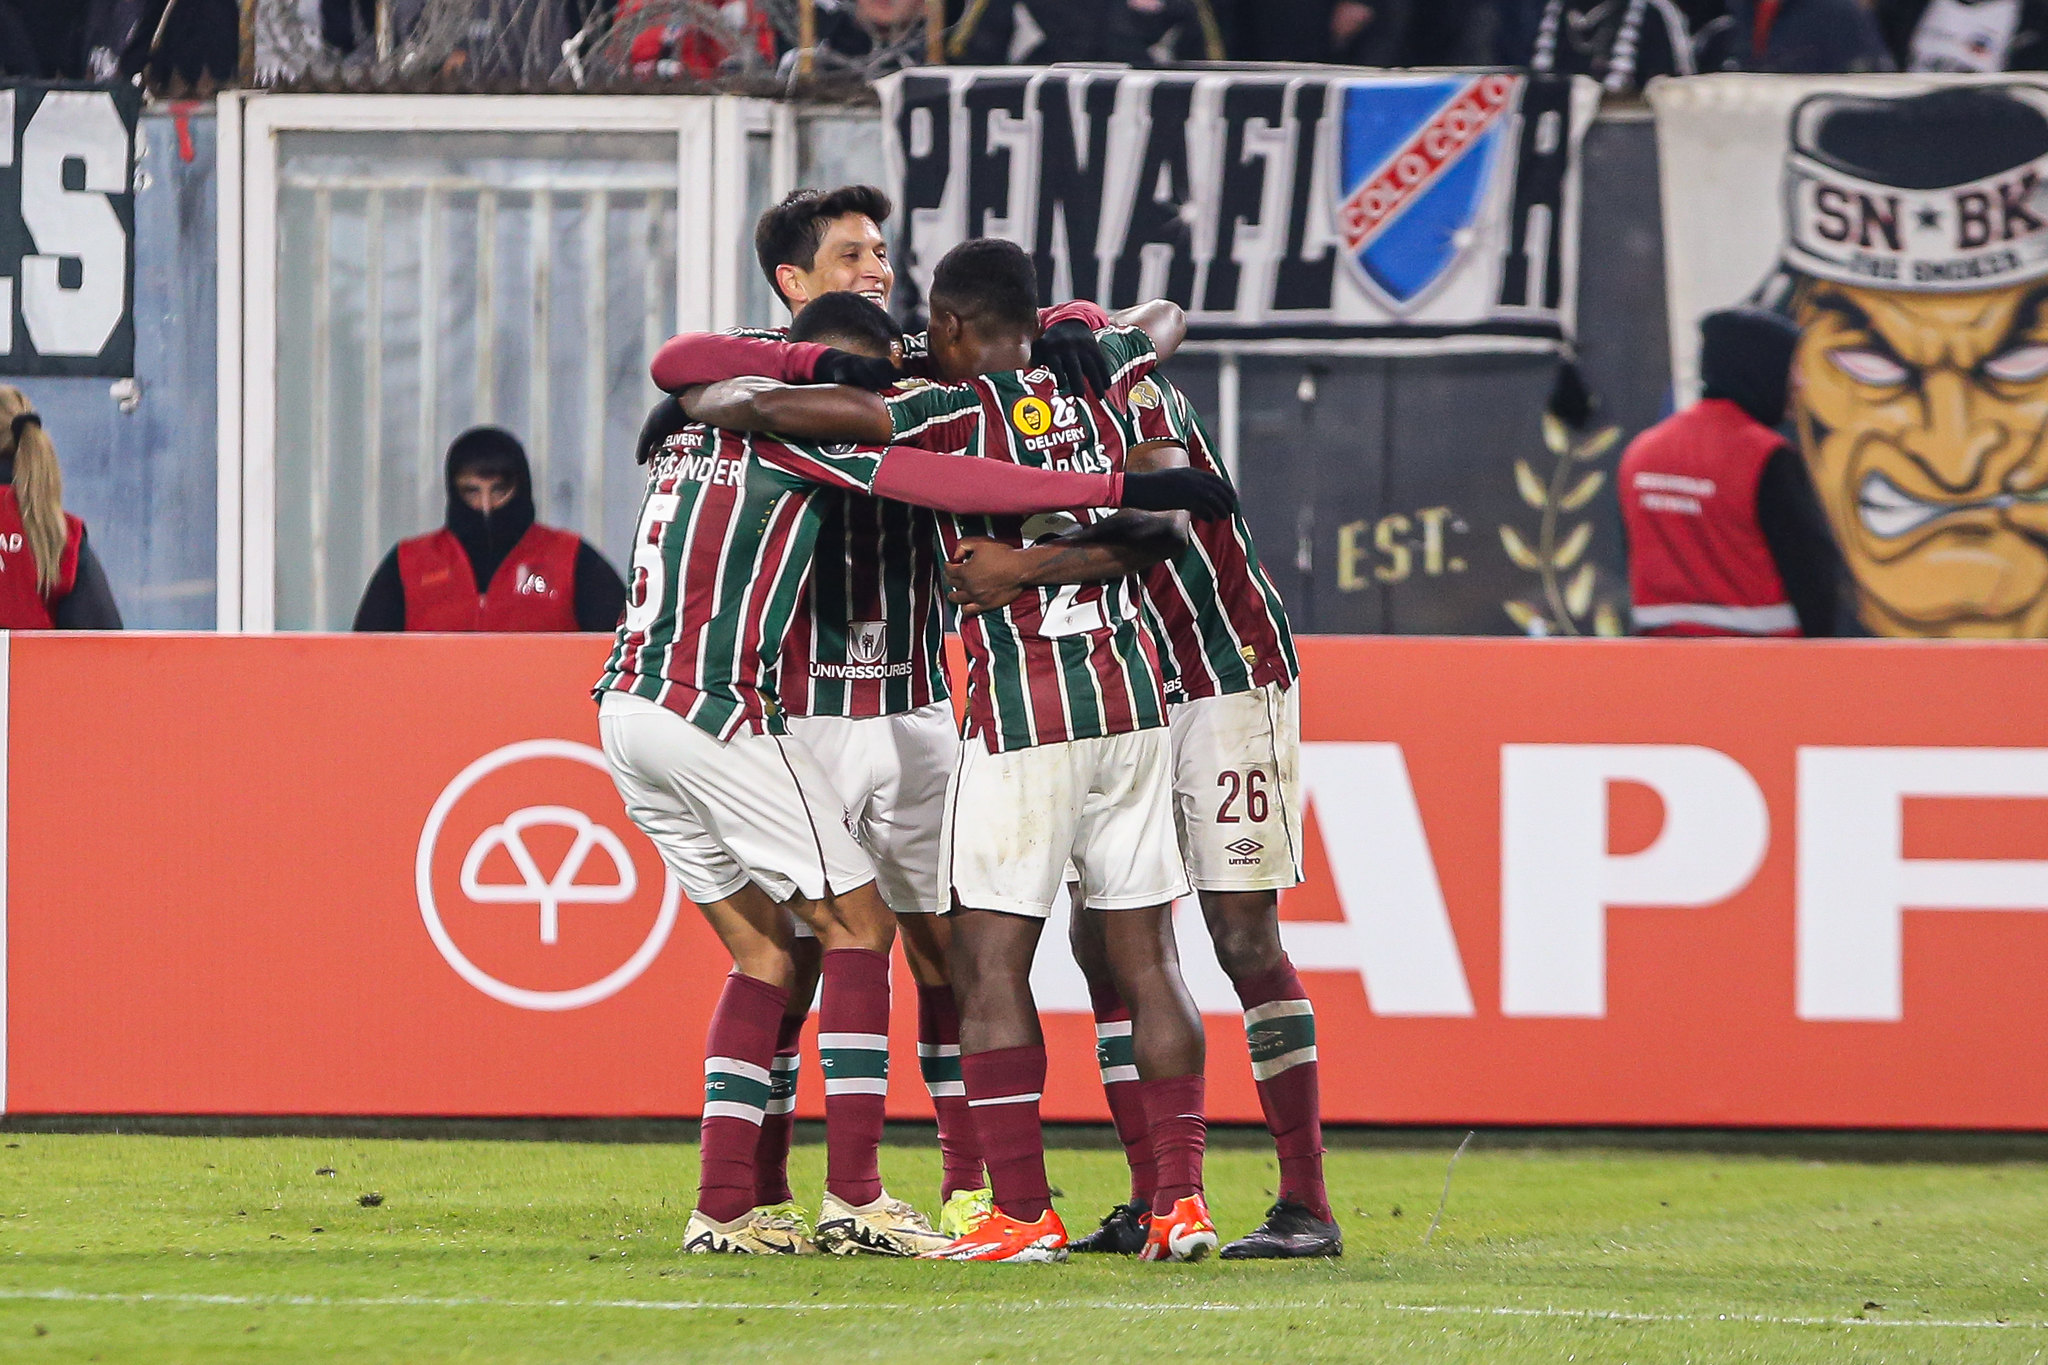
[1618,308,1845,637]
[352,426,626,633]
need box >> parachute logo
[460,806,637,946]
[417,740,679,1012]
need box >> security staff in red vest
[352,426,626,632]
[0,387,121,630]
[1621,308,1844,637]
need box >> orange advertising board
[5,633,2048,1128]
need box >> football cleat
[753,1200,816,1240]
[1068,1198,1151,1255]
[939,1186,994,1238]
[1219,1199,1344,1260]
[922,1206,1070,1262]
[1139,1193,1219,1263]
[815,1190,952,1257]
[682,1205,816,1255]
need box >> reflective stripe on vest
[1633,602,1799,634]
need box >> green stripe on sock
[1246,1008,1316,1067]
[820,1048,890,1082]
[705,1071,772,1114]
[1095,1032,1136,1073]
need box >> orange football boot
[922,1206,1069,1263]
[1139,1193,1219,1262]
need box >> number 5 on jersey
[625,492,680,634]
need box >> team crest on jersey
[1129,379,1162,410]
[1334,73,1519,313]
[847,620,887,665]
[1011,396,1055,437]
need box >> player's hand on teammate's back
[943,538,1032,616]
[811,348,904,391]
[1031,319,1113,399]
[1122,467,1237,520]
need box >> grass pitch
[1,1125,2045,1362]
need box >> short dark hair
[787,290,902,357]
[929,237,1039,331]
[754,185,892,308]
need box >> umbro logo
[1224,837,1264,858]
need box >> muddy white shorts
[598,690,875,907]
[787,699,956,917]
[942,726,1190,919]
[1170,681,1304,893]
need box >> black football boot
[1067,1198,1150,1254]
[1219,1200,1343,1259]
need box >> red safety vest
[1619,398,1800,637]
[396,523,582,632]
[0,486,83,629]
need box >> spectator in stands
[946,0,1222,64]
[1528,0,1699,90]
[621,0,778,78]
[1695,0,1897,71]
[1877,0,2048,71]
[1619,309,1843,638]
[86,0,241,87]
[1213,0,1487,63]
[0,389,122,631]
[353,427,626,633]
[0,0,46,76]
[787,0,928,75]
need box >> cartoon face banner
[877,68,1601,351]
[1654,73,2048,639]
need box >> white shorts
[943,727,1190,919]
[598,690,876,907]
[1171,681,1304,892]
[787,700,956,917]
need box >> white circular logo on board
[417,740,678,1011]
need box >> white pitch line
[1386,1303,2041,1331]
[0,1288,2036,1331]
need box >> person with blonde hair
[0,388,120,630]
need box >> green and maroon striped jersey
[593,415,892,741]
[729,327,951,720]
[1129,376,1299,702]
[884,325,1167,754]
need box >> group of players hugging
[594,184,1338,1264]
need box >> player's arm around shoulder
[942,438,1195,616]
[681,377,894,446]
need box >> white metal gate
[218,94,795,631]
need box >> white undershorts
[943,727,1189,919]
[787,699,956,917]
[598,690,875,907]
[1170,681,1304,892]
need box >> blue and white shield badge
[1334,74,1521,313]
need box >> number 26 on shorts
[1216,768,1269,824]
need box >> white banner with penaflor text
[878,67,1602,353]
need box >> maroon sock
[818,947,891,1208]
[752,1011,805,1207]
[1235,957,1330,1222]
[961,1045,1051,1221]
[1142,1074,1208,1216]
[916,984,984,1198]
[699,972,789,1224]
[1088,980,1156,1206]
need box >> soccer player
[604,293,1232,1256]
[684,240,1225,1264]
[648,185,1129,1234]
[942,373,1340,1259]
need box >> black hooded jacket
[1690,309,1847,637]
[352,429,626,632]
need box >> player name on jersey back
[595,421,887,741]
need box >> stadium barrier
[4,631,2047,1128]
